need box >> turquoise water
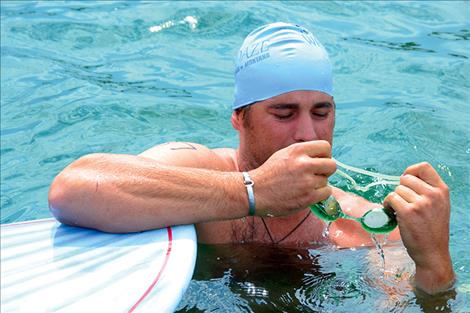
[1,1,469,311]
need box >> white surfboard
[1,218,197,313]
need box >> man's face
[233,90,335,169]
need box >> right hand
[250,140,336,217]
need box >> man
[48,22,454,294]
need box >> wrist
[217,171,253,220]
[414,253,455,294]
[242,171,256,216]
[248,168,270,216]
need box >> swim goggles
[310,158,400,234]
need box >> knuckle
[399,174,409,185]
[420,198,432,209]
[389,191,398,200]
[290,143,302,154]
[284,146,297,159]
[294,156,310,170]
[435,188,449,202]
[395,185,405,194]
[441,183,450,196]
[294,142,309,154]
[422,185,435,196]
[421,161,432,169]
[405,202,418,213]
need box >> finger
[308,158,337,176]
[311,185,332,203]
[294,140,332,158]
[312,174,329,189]
[400,174,434,196]
[383,192,408,216]
[403,162,443,188]
[394,184,421,203]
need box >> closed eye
[268,104,297,120]
[274,112,294,120]
[312,106,332,119]
[312,112,329,118]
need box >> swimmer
[48,22,454,295]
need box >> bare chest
[196,211,328,245]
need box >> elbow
[48,153,103,227]
[48,153,152,234]
[48,153,133,233]
[48,170,75,226]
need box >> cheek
[315,125,330,138]
[263,124,292,146]
[246,124,288,162]
[316,119,335,140]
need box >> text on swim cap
[235,52,271,74]
[238,39,270,62]
[236,39,271,74]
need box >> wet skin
[49,90,454,294]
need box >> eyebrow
[313,102,333,109]
[268,102,333,109]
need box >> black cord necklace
[261,211,311,244]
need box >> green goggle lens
[310,196,397,234]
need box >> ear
[231,110,242,131]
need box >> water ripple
[347,37,435,53]
[429,29,470,41]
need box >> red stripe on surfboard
[128,226,173,312]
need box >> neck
[236,148,260,172]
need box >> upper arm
[138,142,235,171]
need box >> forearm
[49,153,248,232]
[382,162,455,295]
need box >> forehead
[259,90,334,107]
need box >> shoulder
[139,142,238,171]
[212,148,239,171]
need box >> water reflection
[176,243,460,312]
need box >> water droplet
[371,234,386,276]
[322,221,332,238]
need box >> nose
[293,112,317,142]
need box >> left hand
[384,162,454,294]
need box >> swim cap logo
[235,39,271,74]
